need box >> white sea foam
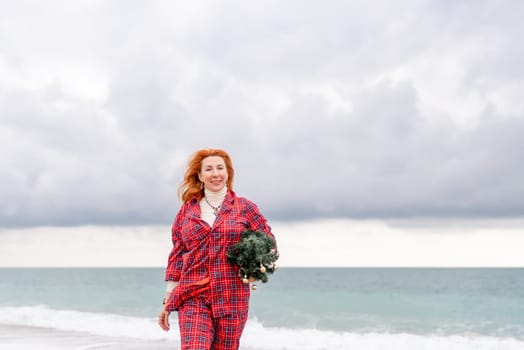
[0,305,177,341]
[1,306,523,350]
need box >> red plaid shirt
[164,190,275,317]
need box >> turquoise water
[1,268,524,349]
[251,268,524,336]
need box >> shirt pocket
[217,217,249,244]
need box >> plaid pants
[177,296,248,350]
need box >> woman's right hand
[159,288,176,331]
[158,308,171,331]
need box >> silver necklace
[204,197,221,216]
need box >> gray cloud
[1,1,524,227]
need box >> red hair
[179,148,235,203]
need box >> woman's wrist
[166,281,178,293]
[163,281,178,307]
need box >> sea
[0,268,523,349]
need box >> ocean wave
[1,306,523,350]
[0,305,174,341]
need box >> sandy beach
[0,324,173,350]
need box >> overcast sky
[2,0,524,228]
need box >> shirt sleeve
[245,200,277,247]
[165,206,186,282]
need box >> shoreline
[0,324,174,350]
[1,322,523,350]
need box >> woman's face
[199,156,228,192]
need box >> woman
[158,148,276,350]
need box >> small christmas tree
[227,230,279,288]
